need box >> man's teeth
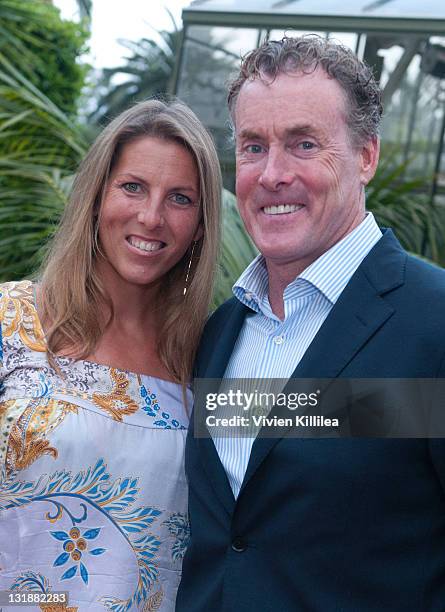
[128,237,164,252]
[263,204,303,215]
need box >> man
[176,36,445,611]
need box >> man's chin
[260,246,308,265]
[260,245,320,278]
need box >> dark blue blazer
[176,230,445,612]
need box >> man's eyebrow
[237,129,264,141]
[287,125,329,146]
[237,125,319,141]
[285,125,318,137]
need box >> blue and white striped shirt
[213,212,382,497]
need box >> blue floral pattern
[1,459,166,610]
[10,571,51,593]
[163,513,191,561]
[140,384,186,430]
[51,525,106,585]
[0,281,191,611]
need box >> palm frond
[213,190,257,307]
[366,150,445,265]
[88,25,182,125]
[0,49,87,280]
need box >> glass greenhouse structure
[173,0,445,205]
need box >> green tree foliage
[2,4,440,299]
[366,149,445,266]
[89,19,180,125]
[213,190,257,307]
[0,0,89,114]
[0,56,89,278]
[0,0,89,278]
[0,4,255,299]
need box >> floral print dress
[0,280,190,611]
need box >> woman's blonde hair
[40,99,221,385]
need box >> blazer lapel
[294,264,396,379]
[202,299,252,379]
[240,230,406,494]
[196,299,252,515]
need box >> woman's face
[97,136,202,295]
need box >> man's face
[234,68,379,279]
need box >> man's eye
[245,144,264,154]
[122,182,141,193]
[298,141,315,150]
[171,193,192,205]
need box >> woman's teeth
[128,237,164,252]
[263,204,304,215]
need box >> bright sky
[53,0,191,68]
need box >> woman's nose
[137,200,164,228]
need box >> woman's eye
[171,193,192,205]
[122,182,141,193]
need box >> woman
[0,99,221,610]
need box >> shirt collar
[233,253,268,313]
[233,212,382,310]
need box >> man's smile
[262,204,304,215]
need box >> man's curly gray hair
[227,35,383,148]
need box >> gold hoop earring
[93,220,100,255]
[183,241,197,296]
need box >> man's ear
[193,223,204,242]
[359,136,380,186]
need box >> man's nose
[137,198,164,228]
[259,148,294,191]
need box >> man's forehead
[238,66,332,94]
[234,68,348,133]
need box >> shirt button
[231,537,247,552]
[273,335,284,345]
[244,292,253,301]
